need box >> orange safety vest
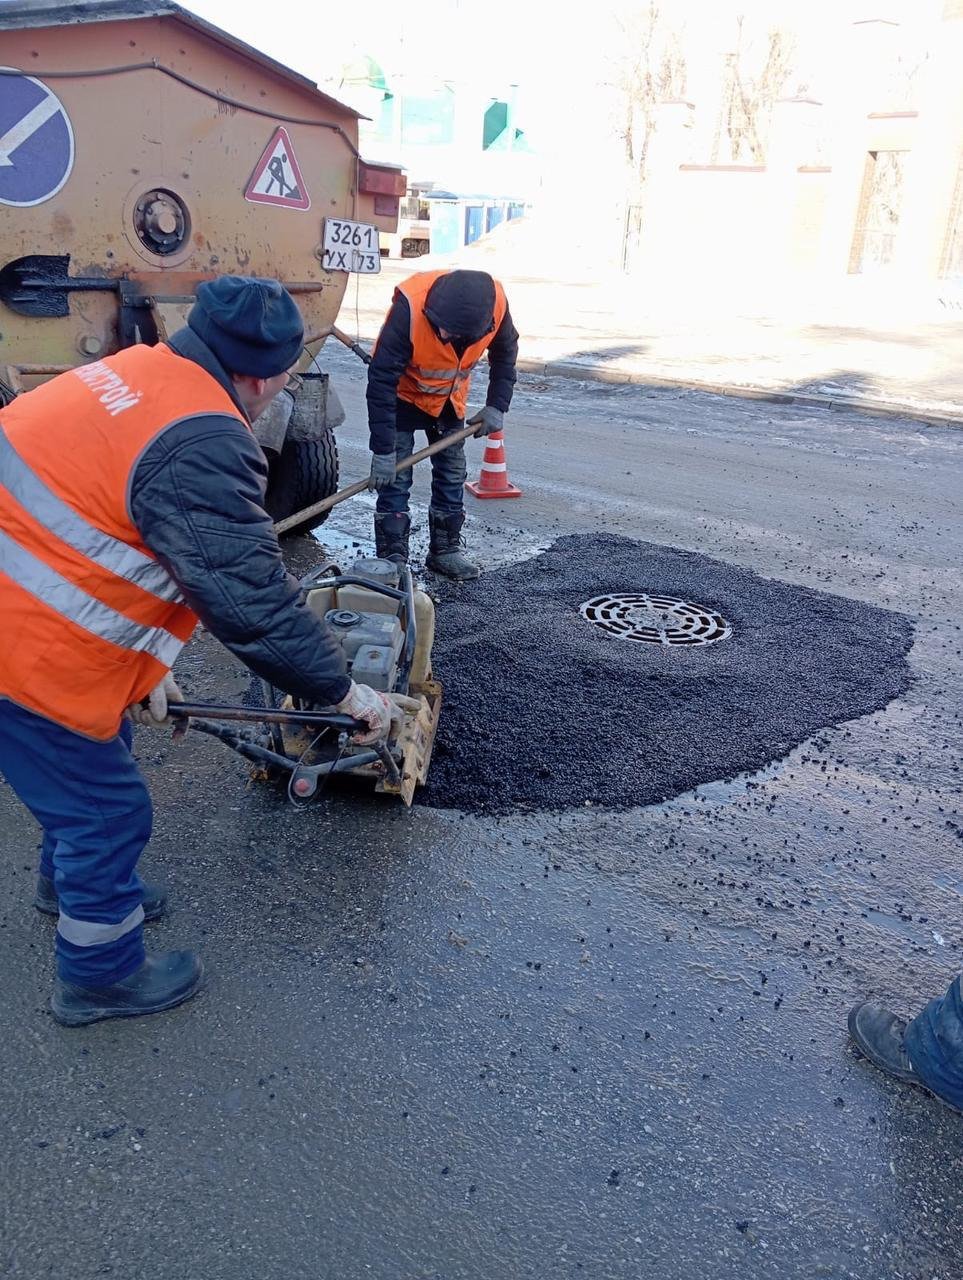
[394,271,507,419]
[0,343,246,740]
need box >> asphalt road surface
[1,349,961,1280]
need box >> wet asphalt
[1,351,962,1279]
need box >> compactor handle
[167,702,366,735]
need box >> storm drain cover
[580,593,732,646]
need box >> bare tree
[718,17,794,164]
[613,2,688,191]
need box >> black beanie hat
[188,276,304,377]
[423,270,496,342]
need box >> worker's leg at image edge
[849,979,963,1115]
[0,700,202,1026]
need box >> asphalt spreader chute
[165,422,478,807]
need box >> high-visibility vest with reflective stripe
[393,271,507,419]
[0,343,246,740]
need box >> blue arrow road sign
[0,70,74,207]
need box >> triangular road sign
[244,126,310,210]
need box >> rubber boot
[374,512,411,566]
[35,873,167,923]
[51,950,204,1027]
[425,511,480,581]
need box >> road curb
[516,356,963,427]
[339,331,962,427]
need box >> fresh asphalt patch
[420,533,914,815]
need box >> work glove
[335,680,392,745]
[368,452,397,491]
[467,405,504,438]
[128,672,186,738]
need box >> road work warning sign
[244,126,310,210]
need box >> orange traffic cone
[465,430,522,499]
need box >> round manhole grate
[579,593,731,646]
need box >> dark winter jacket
[367,281,519,455]
[127,328,350,705]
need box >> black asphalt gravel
[421,533,914,814]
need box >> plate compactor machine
[172,555,442,808]
[165,420,480,807]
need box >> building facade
[614,3,963,297]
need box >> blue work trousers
[375,420,468,519]
[905,974,963,1111]
[0,700,150,986]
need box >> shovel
[273,420,479,536]
[0,255,120,317]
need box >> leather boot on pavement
[35,873,167,923]
[51,950,204,1027]
[425,511,480,581]
[374,512,411,566]
[848,1000,963,1115]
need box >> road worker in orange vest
[366,269,519,580]
[0,277,392,1027]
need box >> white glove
[335,680,392,745]
[128,673,184,729]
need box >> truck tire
[265,432,339,537]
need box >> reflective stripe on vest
[410,364,474,380]
[0,527,184,666]
[57,904,145,947]
[0,427,183,605]
[410,365,475,386]
[408,381,452,397]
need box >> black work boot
[848,1001,963,1115]
[848,1002,922,1085]
[51,951,204,1027]
[426,511,480,581]
[374,512,411,565]
[35,874,166,923]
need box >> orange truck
[0,0,405,533]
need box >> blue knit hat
[188,277,304,377]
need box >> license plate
[321,218,381,274]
